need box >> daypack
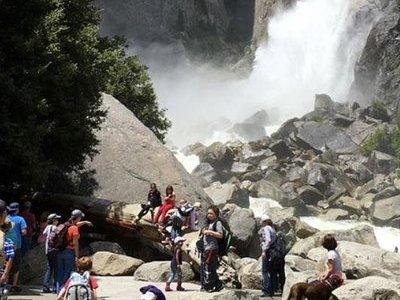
[65,271,91,300]
[213,220,233,256]
[268,231,287,263]
[47,222,70,254]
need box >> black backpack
[213,220,233,257]
[47,222,71,254]
[268,231,286,263]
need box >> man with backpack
[56,209,85,293]
[199,205,224,293]
[259,214,277,297]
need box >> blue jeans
[56,249,75,292]
[43,252,57,290]
[167,263,182,284]
[262,252,277,295]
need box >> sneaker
[177,286,185,291]
[42,287,52,293]
[165,285,173,292]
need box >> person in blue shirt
[1,219,15,285]
[6,202,27,293]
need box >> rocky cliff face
[350,0,400,104]
[96,0,294,68]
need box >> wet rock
[205,182,250,208]
[199,142,235,171]
[296,122,358,153]
[270,139,294,159]
[272,117,300,140]
[297,185,325,205]
[92,252,144,276]
[314,93,336,112]
[250,180,289,205]
[230,123,267,141]
[367,151,397,175]
[133,261,194,282]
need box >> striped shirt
[4,238,15,261]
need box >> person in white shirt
[259,214,277,297]
[318,234,344,290]
[42,213,61,293]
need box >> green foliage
[370,100,390,122]
[0,0,170,193]
[309,115,324,123]
[361,127,394,157]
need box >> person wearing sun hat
[42,213,62,293]
[6,202,27,293]
[165,236,186,292]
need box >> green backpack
[213,220,233,256]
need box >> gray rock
[182,142,206,156]
[191,162,218,187]
[87,94,212,206]
[259,155,279,171]
[335,196,362,215]
[270,140,294,159]
[243,110,270,127]
[205,182,249,208]
[20,244,47,284]
[346,120,376,145]
[133,261,194,282]
[297,185,325,205]
[230,123,266,141]
[242,147,272,165]
[241,170,263,182]
[296,122,358,153]
[308,241,400,280]
[332,276,400,300]
[322,208,350,221]
[332,114,355,127]
[367,151,397,175]
[89,241,125,255]
[92,251,144,276]
[272,117,300,140]
[371,194,400,225]
[285,254,318,272]
[373,186,400,201]
[314,94,336,112]
[286,166,308,183]
[199,142,235,172]
[250,180,289,205]
[230,162,254,175]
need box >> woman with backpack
[153,186,176,226]
[134,183,162,224]
[42,213,61,293]
[199,205,223,293]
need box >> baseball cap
[7,202,19,211]
[174,236,187,244]
[47,213,62,221]
[71,209,85,219]
[261,214,271,222]
[0,199,7,214]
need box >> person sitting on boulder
[165,236,186,292]
[318,234,343,290]
[134,183,162,224]
[153,185,175,226]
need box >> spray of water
[136,0,377,148]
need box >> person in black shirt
[134,183,162,224]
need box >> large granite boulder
[250,180,290,205]
[332,276,400,300]
[371,195,400,226]
[87,94,212,206]
[133,261,195,282]
[89,241,125,255]
[230,123,266,141]
[91,251,144,276]
[204,182,249,208]
[191,162,219,187]
[198,142,235,171]
[295,122,358,153]
[367,150,397,175]
[308,241,400,280]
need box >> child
[153,186,176,225]
[318,234,343,290]
[134,183,162,224]
[161,200,191,244]
[165,236,186,292]
[0,219,15,284]
[42,213,61,293]
[57,256,98,300]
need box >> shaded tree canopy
[0,0,170,194]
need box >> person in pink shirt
[153,186,175,225]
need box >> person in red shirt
[153,185,176,226]
[20,198,37,258]
[57,256,98,300]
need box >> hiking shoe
[42,287,52,293]
[177,286,185,291]
[165,286,173,292]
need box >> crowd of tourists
[0,184,344,300]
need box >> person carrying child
[165,236,186,292]
[153,186,175,225]
[57,256,98,300]
[134,183,162,224]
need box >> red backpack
[47,222,71,254]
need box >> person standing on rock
[200,205,223,293]
[134,183,162,224]
[6,202,27,293]
[259,214,277,297]
[20,197,37,259]
[153,185,175,225]
[56,209,85,292]
[165,236,186,292]
[42,213,61,293]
